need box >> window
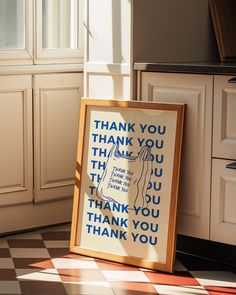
[0,0,83,65]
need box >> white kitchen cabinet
[0,0,84,234]
[0,73,83,234]
[0,75,33,207]
[33,73,82,203]
[141,72,213,239]
[213,75,236,160]
[211,75,236,246]
[140,71,236,245]
[211,159,236,245]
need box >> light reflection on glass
[0,0,25,50]
[42,0,79,49]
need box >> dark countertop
[134,62,236,75]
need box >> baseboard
[177,234,236,266]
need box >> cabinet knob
[226,162,236,169]
[228,77,236,83]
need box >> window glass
[42,0,79,49]
[0,0,25,50]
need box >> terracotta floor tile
[96,260,139,271]
[190,271,236,287]
[47,248,70,258]
[153,285,209,295]
[8,232,42,240]
[0,240,9,248]
[58,268,106,282]
[145,271,200,286]
[111,281,157,294]
[102,270,150,282]
[19,281,67,295]
[10,248,50,258]
[44,240,69,248]
[16,268,61,282]
[63,253,94,260]
[0,281,21,294]
[52,258,99,269]
[0,248,11,258]
[8,239,45,248]
[63,281,114,295]
[205,286,236,294]
[13,258,54,269]
[41,232,70,241]
[1,224,236,295]
[0,269,17,280]
[0,258,14,269]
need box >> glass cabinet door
[0,0,33,65]
[35,0,83,64]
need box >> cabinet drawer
[213,75,236,160]
[211,158,236,245]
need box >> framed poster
[70,99,185,273]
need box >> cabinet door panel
[141,72,213,239]
[211,159,236,245]
[213,75,236,160]
[34,73,83,202]
[0,75,33,206]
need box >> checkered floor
[0,224,235,295]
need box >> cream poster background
[76,106,177,264]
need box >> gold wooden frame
[70,98,185,273]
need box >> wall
[84,0,131,99]
[133,0,219,63]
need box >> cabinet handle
[228,77,236,83]
[226,162,236,169]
